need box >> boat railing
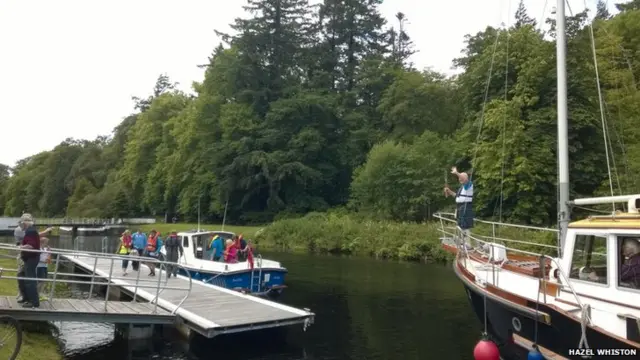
[0,244,194,314]
[434,212,558,254]
[446,226,589,319]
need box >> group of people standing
[116,229,184,278]
[208,234,254,267]
[13,213,53,308]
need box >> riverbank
[254,213,557,261]
[0,254,63,360]
[139,212,557,263]
[139,223,262,237]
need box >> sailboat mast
[556,0,570,256]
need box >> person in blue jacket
[131,230,147,271]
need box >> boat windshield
[192,232,235,260]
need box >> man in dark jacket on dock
[17,213,40,308]
[164,231,183,278]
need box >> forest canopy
[2,0,640,226]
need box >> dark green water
[2,235,480,360]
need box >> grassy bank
[0,254,63,360]
[139,223,262,237]
[136,213,558,263]
[252,212,558,262]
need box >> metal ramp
[0,244,190,325]
[64,253,315,338]
[0,296,174,324]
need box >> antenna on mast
[222,198,229,231]
[197,195,201,232]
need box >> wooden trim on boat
[441,243,550,277]
[554,297,580,308]
[539,280,560,297]
[485,283,529,307]
[512,333,569,360]
[454,259,551,324]
[456,260,476,282]
[559,289,640,312]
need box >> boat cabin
[177,230,235,260]
[553,196,640,338]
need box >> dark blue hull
[176,267,287,297]
[455,262,639,359]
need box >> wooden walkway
[0,296,174,324]
[64,255,314,338]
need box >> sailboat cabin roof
[568,213,640,229]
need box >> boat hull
[176,267,287,298]
[456,263,639,359]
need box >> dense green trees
[2,2,639,227]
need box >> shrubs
[254,212,453,263]
[255,211,560,263]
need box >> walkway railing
[0,244,193,314]
[3,217,156,227]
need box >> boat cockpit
[177,230,236,260]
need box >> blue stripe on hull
[176,267,287,296]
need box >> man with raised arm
[444,166,475,247]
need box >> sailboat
[435,1,640,359]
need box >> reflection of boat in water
[161,230,287,297]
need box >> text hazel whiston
[568,348,637,357]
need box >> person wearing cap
[163,231,183,278]
[16,213,41,308]
[444,166,475,246]
[14,221,53,301]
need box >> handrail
[435,212,558,232]
[434,212,557,251]
[0,243,193,315]
[441,224,588,317]
[462,230,587,311]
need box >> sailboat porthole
[512,317,522,332]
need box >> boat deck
[63,255,314,338]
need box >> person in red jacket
[17,213,41,308]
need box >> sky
[0,0,618,167]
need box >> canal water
[2,234,480,360]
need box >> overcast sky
[0,0,613,167]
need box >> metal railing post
[133,258,142,302]
[153,259,162,313]
[88,256,98,299]
[104,257,115,312]
[258,255,263,293]
[49,253,61,302]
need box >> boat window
[569,234,608,285]
[182,236,189,248]
[616,236,640,290]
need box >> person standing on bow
[444,166,475,246]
